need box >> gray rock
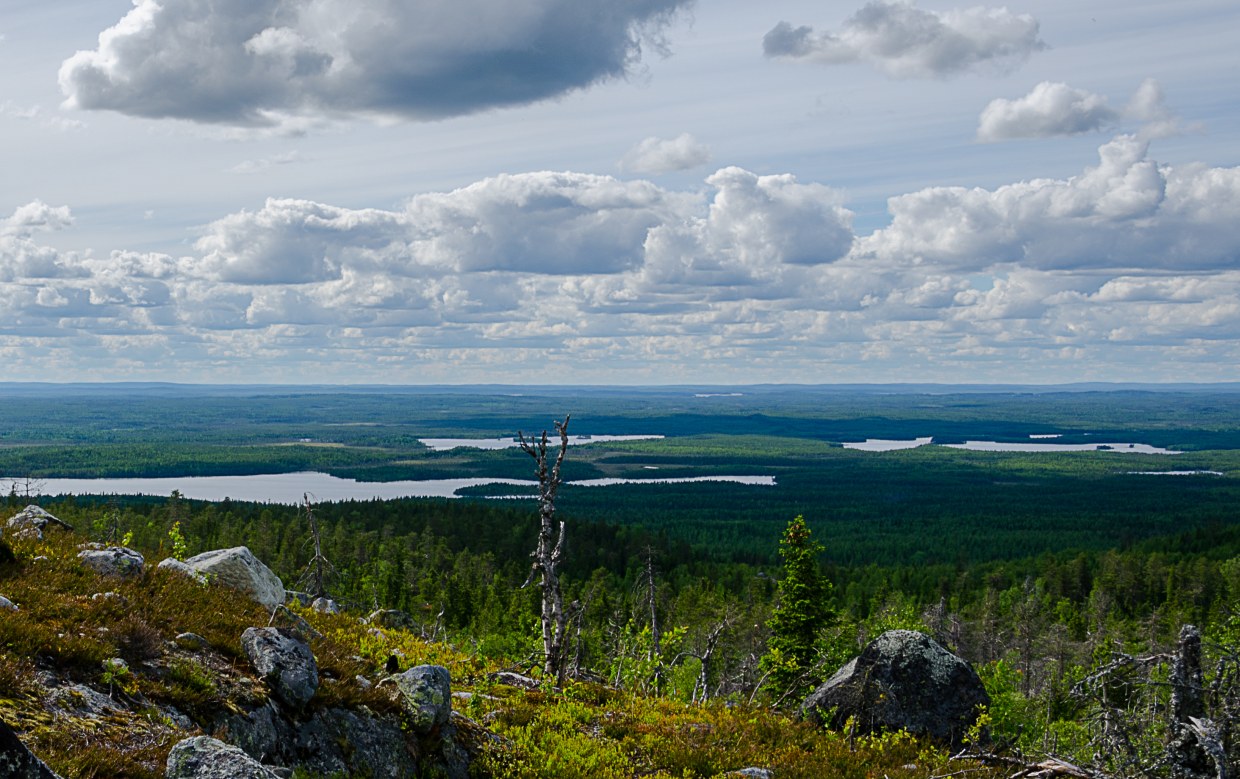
[77,546,144,578]
[175,632,209,650]
[218,704,418,779]
[166,736,278,779]
[48,684,121,718]
[183,547,285,611]
[394,665,452,735]
[489,671,541,690]
[241,627,319,708]
[6,506,73,542]
[310,597,342,614]
[158,557,208,584]
[292,708,417,778]
[0,716,63,778]
[800,629,989,748]
[365,609,416,630]
[725,769,772,779]
[0,596,16,611]
[217,702,287,765]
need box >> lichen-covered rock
[800,629,989,748]
[77,546,144,578]
[0,716,63,778]
[165,736,278,779]
[6,506,73,542]
[157,557,208,584]
[394,665,452,734]
[241,627,319,708]
[365,609,416,630]
[216,702,287,766]
[310,597,341,614]
[293,708,418,778]
[183,547,285,611]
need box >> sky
[2,0,1238,385]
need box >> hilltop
[0,510,1008,779]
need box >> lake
[843,437,934,451]
[842,438,1181,454]
[18,472,775,504]
[419,434,664,451]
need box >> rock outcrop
[77,546,145,578]
[394,665,453,735]
[800,629,989,748]
[183,547,285,611]
[310,596,341,614]
[165,736,277,779]
[240,628,319,709]
[157,557,208,584]
[6,506,73,541]
[0,717,63,779]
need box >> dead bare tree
[296,493,336,600]
[518,415,571,684]
[640,547,665,693]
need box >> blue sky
[2,0,1238,384]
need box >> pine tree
[762,515,832,702]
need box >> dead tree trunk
[519,416,571,683]
[297,493,336,599]
[643,549,664,693]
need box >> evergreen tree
[762,515,831,701]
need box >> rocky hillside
[0,505,1008,778]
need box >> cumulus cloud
[59,0,691,127]
[1125,78,1194,140]
[860,134,1240,272]
[0,202,86,282]
[5,140,1240,381]
[976,79,1196,143]
[620,133,712,174]
[764,1,1044,78]
[977,82,1117,141]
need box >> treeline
[28,493,1239,655]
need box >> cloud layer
[5,135,1240,381]
[764,1,1044,78]
[59,0,691,127]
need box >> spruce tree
[762,515,831,701]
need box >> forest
[2,384,1239,776]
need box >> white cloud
[4,138,1240,381]
[1125,78,1194,140]
[860,134,1240,272]
[620,133,712,174]
[764,1,1044,79]
[59,0,691,128]
[977,82,1117,142]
